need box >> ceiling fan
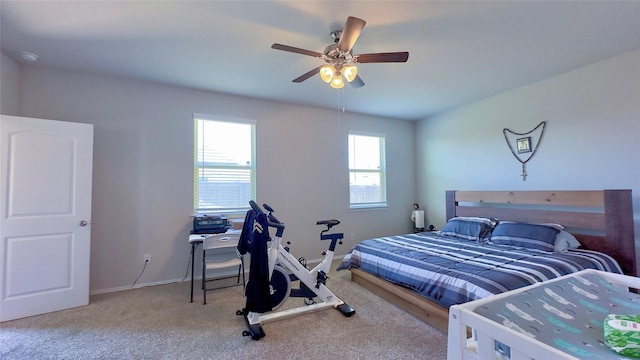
[271,16,409,89]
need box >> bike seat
[316,219,340,227]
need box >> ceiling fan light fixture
[342,65,357,82]
[330,75,344,89]
[272,16,409,90]
[319,65,335,83]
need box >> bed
[338,190,636,333]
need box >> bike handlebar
[263,204,282,225]
[249,200,263,215]
[249,200,285,232]
[248,201,344,247]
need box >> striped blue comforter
[337,232,622,308]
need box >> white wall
[416,50,640,250]
[0,52,20,115]
[10,49,637,293]
[14,66,416,292]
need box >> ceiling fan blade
[292,66,322,83]
[272,43,322,58]
[350,75,365,89]
[355,52,409,63]
[337,16,366,53]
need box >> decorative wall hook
[503,121,546,181]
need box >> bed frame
[349,189,635,333]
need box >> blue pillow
[440,217,497,241]
[490,222,560,252]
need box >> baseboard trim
[89,254,347,295]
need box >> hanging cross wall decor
[502,121,546,181]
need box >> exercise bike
[237,201,355,340]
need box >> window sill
[193,211,248,219]
[349,204,387,211]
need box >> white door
[0,115,93,322]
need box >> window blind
[348,133,386,208]
[194,114,256,213]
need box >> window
[194,114,256,214]
[348,133,386,208]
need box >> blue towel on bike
[238,209,273,313]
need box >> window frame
[348,132,387,209]
[193,113,256,215]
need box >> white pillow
[554,230,582,252]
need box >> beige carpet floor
[1,268,448,359]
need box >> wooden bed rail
[450,190,605,207]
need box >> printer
[192,214,230,234]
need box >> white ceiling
[2,1,640,120]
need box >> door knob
[80,220,88,226]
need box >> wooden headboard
[445,190,636,276]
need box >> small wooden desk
[188,230,241,303]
